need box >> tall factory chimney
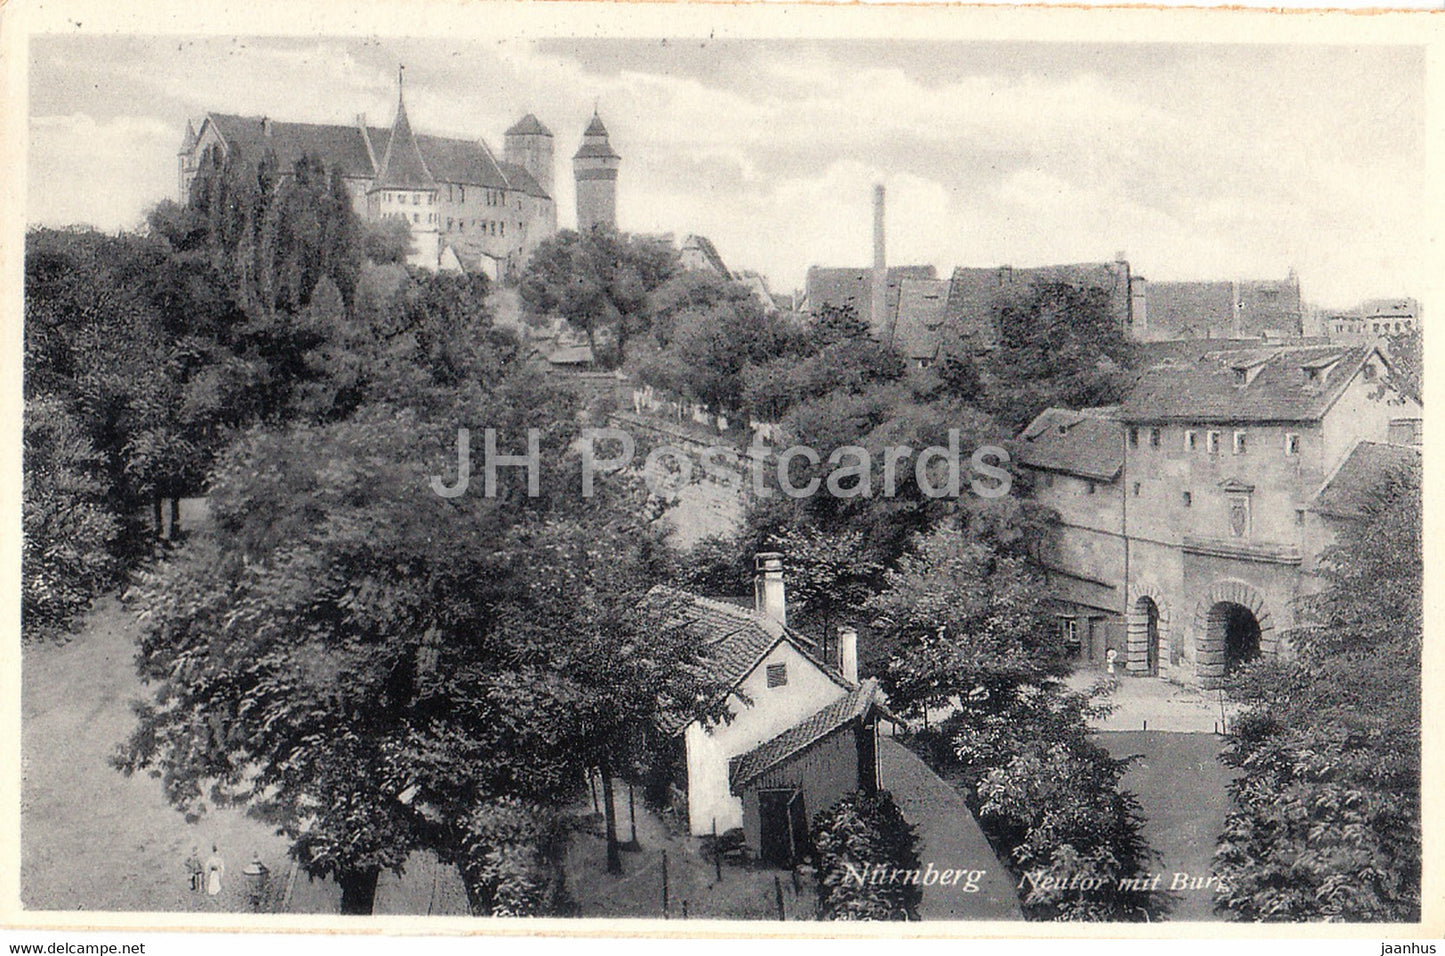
[871,183,887,336]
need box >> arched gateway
[1191,580,1278,689]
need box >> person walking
[185,846,203,894]
[205,845,225,898]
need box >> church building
[175,77,624,279]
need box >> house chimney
[261,116,273,137]
[837,625,859,685]
[754,552,786,626]
[870,183,887,335]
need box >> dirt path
[21,596,295,912]
[1094,731,1235,921]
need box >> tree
[519,227,676,369]
[811,791,922,920]
[767,525,884,661]
[22,396,120,638]
[979,281,1135,433]
[1214,461,1421,921]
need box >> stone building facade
[177,80,565,278]
[1018,343,1420,687]
[572,110,620,232]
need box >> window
[1128,427,1139,448]
[766,663,788,688]
[1060,618,1078,646]
[1233,431,1248,456]
[1285,433,1300,455]
[459,186,465,203]
[1182,491,1192,508]
[427,193,434,205]
[1296,509,1306,526]
[1132,482,1141,497]
[1373,323,1380,333]
[1150,428,1161,448]
[1207,431,1221,455]
[1086,481,1096,495]
[1184,430,1197,451]
[411,212,419,223]
[500,221,505,236]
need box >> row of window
[1335,319,1414,335]
[441,184,517,208]
[1129,427,1299,457]
[444,218,522,237]
[388,211,437,225]
[382,191,435,206]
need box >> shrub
[810,791,921,920]
[459,798,569,917]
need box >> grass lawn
[561,788,817,920]
[1094,731,1237,921]
[21,595,300,913]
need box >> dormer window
[766,663,788,688]
[1233,368,1248,385]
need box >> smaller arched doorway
[1135,597,1161,676]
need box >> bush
[921,684,1154,921]
[459,798,569,917]
[22,396,120,638]
[810,791,921,920]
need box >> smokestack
[837,625,859,685]
[754,552,786,626]
[871,183,887,335]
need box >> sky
[27,35,1427,310]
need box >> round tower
[572,109,619,232]
[504,113,554,199]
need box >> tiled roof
[205,114,380,178]
[374,97,436,190]
[1016,407,1123,481]
[496,161,549,199]
[506,113,553,137]
[643,585,847,736]
[414,134,506,190]
[805,265,937,330]
[1135,337,1329,369]
[574,141,621,160]
[943,262,1131,349]
[200,111,553,200]
[680,234,731,278]
[1311,441,1420,519]
[890,278,950,360]
[584,113,610,137]
[728,679,891,792]
[1143,278,1302,339]
[1116,343,1379,424]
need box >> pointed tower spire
[373,66,434,190]
[574,105,620,230]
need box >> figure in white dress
[205,845,225,897]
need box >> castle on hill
[177,75,620,279]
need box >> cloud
[25,36,1427,308]
[29,113,179,231]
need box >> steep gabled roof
[805,265,937,330]
[1311,441,1420,519]
[890,278,951,360]
[728,679,894,792]
[374,95,436,190]
[506,113,553,137]
[644,585,851,736]
[413,134,506,190]
[204,113,379,178]
[1116,343,1387,424]
[179,119,198,154]
[584,112,609,137]
[496,161,549,199]
[943,262,1131,349]
[680,234,731,278]
[1016,407,1123,481]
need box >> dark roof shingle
[1311,441,1420,519]
[1116,343,1380,424]
[1016,407,1123,481]
[728,679,890,792]
[805,265,937,330]
[643,585,847,735]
